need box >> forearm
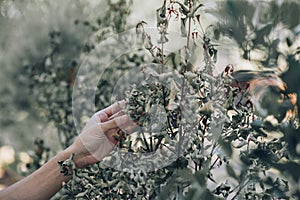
[0,149,73,200]
[0,102,130,200]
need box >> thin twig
[142,130,151,152]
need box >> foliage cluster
[5,0,300,199]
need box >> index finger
[101,100,125,118]
[100,114,130,133]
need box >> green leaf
[174,1,189,15]
[273,161,300,182]
[195,170,207,186]
[187,4,204,18]
[234,139,248,148]
[240,151,253,166]
[214,183,231,197]
[253,23,273,44]
[226,164,237,179]
[251,120,267,137]
[277,2,300,28]
[251,149,279,164]
[219,139,233,157]
[181,18,187,37]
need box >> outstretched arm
[0,101,132,200]
[0,149,74,200]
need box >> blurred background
[0,0,164,189]
[0,0,299,196]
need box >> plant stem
[161,41,164,67]
[142,130,151,152]
[177,0,193,158]
[150,132,154,152]
[186,15,192,50]
[178,77,186,157]
[230,178,251,200]
[209,156,220,170]
[154,136,164,151]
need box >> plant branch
[186,12,192,50]
[142,130,151,152]
[209,156,220,170]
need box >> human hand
[66,101,133,168]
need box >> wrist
[62,142,90,169]
[57,148,74,165]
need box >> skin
[0,101,133,200]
